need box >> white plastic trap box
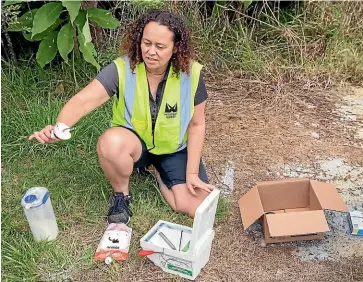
[348,210,363,236]
[140,189,220,280]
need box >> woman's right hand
[29,125,59,144]
[28,79,110,144]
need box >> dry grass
[179,1,363,85]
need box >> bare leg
[171,184,209,217]
[154,170,176,210]
[152,168,208,217]
[97,127,143,195]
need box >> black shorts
[125,128,209,189]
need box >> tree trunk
[73,24,80,56]
[2,32,17,64]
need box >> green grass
[1,61,228,281]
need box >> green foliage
[77,32,100,71]
[3,0,30,7]
[57,23,75,63]
[5,1,120,70]
[211,0,252,19]
[74,9,87,31]
[87,8,120,29]
[244,0,253,9]
[82,14,92,45]
[36,32,58,68]
[61,1,81,24]
[74,10,99,70]
[5,8,36,31]
[129,0,165,10]
[211,1,228,18]
[24,17,64,42]
[31,2,63,36]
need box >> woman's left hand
[186,173,215,196]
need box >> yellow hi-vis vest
[111,56,202,155]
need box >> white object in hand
[50,123,72,140]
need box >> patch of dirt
[200,77,363,282]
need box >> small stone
[311,132,320,139]
[347,115,357,121]
[311,123,319,128]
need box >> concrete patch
[283,158,362,205]
[332,167,363,205]
[356,128,363,140]
[316,157,354,181]
[218,161,235,196]
[336,95,363,122]
[283,158,363,205]
[293,207,363,261]
[335,88,363,148]
[282,164,315,178]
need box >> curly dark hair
[121,10,195,75]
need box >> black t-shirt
[96,62,208,127]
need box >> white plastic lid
[51,123,71,140]
[189,189,220,251]
[21,187,50,209]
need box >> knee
[172,203,193,216]
[97,128,128,160]
[173,188,209,217]
[173,198,197,218]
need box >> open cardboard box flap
[238,186,264,230]
[310,180,348,212]
[266,210,329,237]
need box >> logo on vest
[165,103,177,118]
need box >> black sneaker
[107,192,132,224]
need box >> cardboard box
[239,178,348,244]
[348,210,363,236]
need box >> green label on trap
[167,264,192,276]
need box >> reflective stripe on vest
[111,56,202,155]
